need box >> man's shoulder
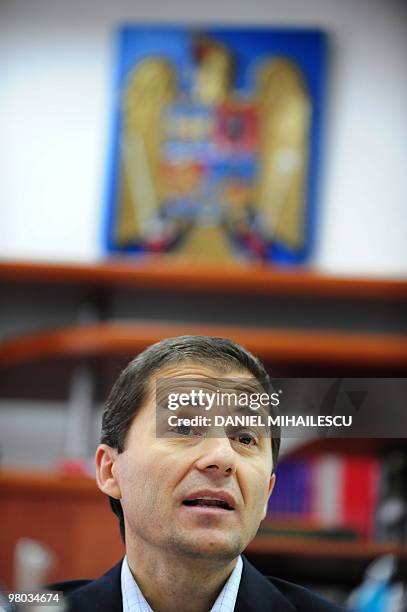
[49,579,90,595]
[266,575,344,611]
[49,561,123,612]
[237,556,344,611]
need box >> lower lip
[181,504,234,514]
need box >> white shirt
[121,555,243,612]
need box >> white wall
[0,0,406,276]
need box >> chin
[169,531,243,560]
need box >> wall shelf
[1,258,406,299]
[1,321,406,370]
[247,535,407,560]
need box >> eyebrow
[230,404,270,421]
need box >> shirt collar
[121,555,243,612]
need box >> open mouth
[182,498,234,511]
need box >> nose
[195,437,237,477]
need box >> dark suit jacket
[51,556,344,611]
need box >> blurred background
[0,0,407,610]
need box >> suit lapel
[234,557,295,612]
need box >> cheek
[244,467,271,512]
[118,447,181,511]
[119,452,155,510]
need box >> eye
[235,431,257,446]
[177,424,192,436]
[167,423,203,437]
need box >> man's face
[105,363,275,561]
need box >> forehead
[152,362,258,394]
[137,361,258,417]
[156,361,251,378]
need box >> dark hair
[101,335,281,542]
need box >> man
[54,336,343,611]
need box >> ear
[95,444,122,500]
[262,473,276,520]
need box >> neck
[126,542,238,612]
